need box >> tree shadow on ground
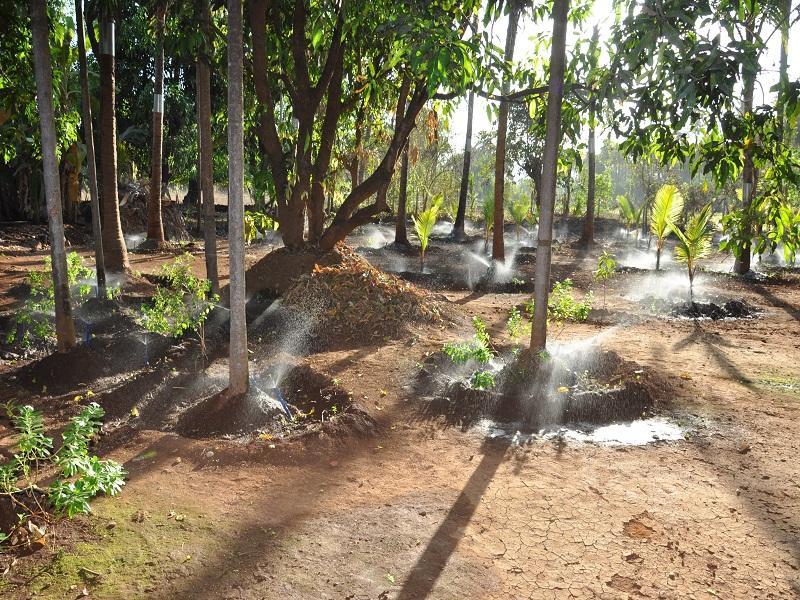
[672,321,755,389]
[750,283,800,323]
[396,436,511,600]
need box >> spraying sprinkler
[266,374,293,420]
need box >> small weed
[470,370,496,390]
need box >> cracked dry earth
[3,249,800,599]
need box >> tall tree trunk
[492,5,520,262]
[530,0,569,353]
[395,142,410,245]
[777,0,791,140]
[99,14,129,271]
[197,0,218,293]
[579,99,596,248]
[580,99,596,248]
[75,0,106,297]
[227,0,249,396]
[147,3,167,245]
[30,0,77,352]
[452,88,475,241]
[734,26,756,275]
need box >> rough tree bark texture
[530,0,569,353]
[227,0,249,395]
[30,0,77,352]
[99,15,129,271]
[75,0,106,297]
[147,3,167,245]
[492,5,520,262]
[579,99,596,248]
[395,142,410,245]
[452,88,475,241]
[197,0,218,293]
[734,26,756,275]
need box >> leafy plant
[593,250,617,310]
[616,194,641,237]
[6,252,94,348]
[482,197,494,252]
[244,211,277,245]
[650,184,684,270]
[508,197,530,241]
[506,306,529,341]
[470,370,496,390]
[0,402,126,536]
[412,196,442,270]
[443,316,493,364]
[138,254,219,353]
[524,279,593,338]
[669,203,714,302]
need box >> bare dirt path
[1,229,799,599]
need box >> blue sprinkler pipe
[271,387,294,420]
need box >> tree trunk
[75,0,106,298]
[530,0,569,353]
[147,3,167,245]
[492,5,520,263]
[579,99,596,248]
[395,142,410,245]
[452,88,475,241]
[227,0,249,396]
[733,26,756,275]
[99,15,129,271]
[777,0,791,140]
[30,0,77,352]
[197,0,218,293]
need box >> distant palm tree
[147,1,167,246]
[98,4,130,271]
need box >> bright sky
[448,1,799,151]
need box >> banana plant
[616,194,640,239]
[412,195,442,271]
[650,184,684,270]
[669,203,713,302]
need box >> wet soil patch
[671,299,760,320]
[415,349,672,432]
[175,365,376,440]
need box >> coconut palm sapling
[650,184,684,270]
[669,203,714,302]
[412,196,441,271]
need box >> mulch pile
[283,244,452,346]
[119,180,191,242]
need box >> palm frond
[650,184,684,240]
[616,195,638,229]
[412,196,442,254]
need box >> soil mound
[416,348,673,431]
[176,364,376,440]
[671,299,760,320]
[281,244,450,346]
[244,245,348,298]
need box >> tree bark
[395,142,410,245]
[75,0,106,297]
[147,3,167,245]
[197,0,218,293]
[530,0,569,353]
[30,0,77,352]
[733,26,756,275]
[227,0,249,395]
[452,88,475,241]
[99,14,129,271]
[492,5,520,263]
[579,98,596,248]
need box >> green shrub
[138,254,219,340]
[0,402,126,539]
[6,252,95,348]
[443,316,493,364]
[470,370,496,390]
[593,250,616,309]
[244,211,277,245]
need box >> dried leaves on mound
[283,245,449,345]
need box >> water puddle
[478,416,688,446]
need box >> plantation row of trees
[6,0,800,392]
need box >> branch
[433,83,588,102]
